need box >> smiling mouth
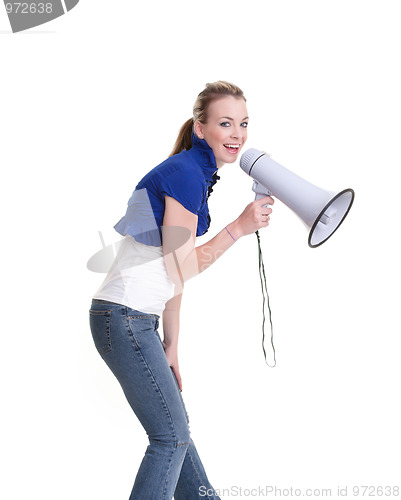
[224,144,241,153]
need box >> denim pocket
[126,314,159,350]
[89,309,112,354]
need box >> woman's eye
[220,122,230,127]
[241,122,249,128]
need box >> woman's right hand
[233,195,274,238]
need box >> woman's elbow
[162,225,198,283]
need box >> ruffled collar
[189,132,221,199]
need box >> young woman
[89,81,274,500]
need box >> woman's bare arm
[162,194,274,286]
[162,288,183,350]
[161,287,183,390]
[160,194,273,389]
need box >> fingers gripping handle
[252,180,272,207]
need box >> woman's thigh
[89,300,190,445]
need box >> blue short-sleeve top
[113,133,221,246]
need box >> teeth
[224,144,239,149]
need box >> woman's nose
[231,126,241,139]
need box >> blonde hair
[170,81,246,156]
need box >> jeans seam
[125,315,140,350]
[145,364,187,499]
[162,448,175,500]
[135,348,191,447]
[187,442,204,489]
[89,309,112,353]
[126,314,159,320]
[126,317,183,445]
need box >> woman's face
[194,96,249,168]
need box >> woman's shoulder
[158,149,204,177]
[137,149,205,189]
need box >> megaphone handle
[252,180,272,207]
[254,192,271,207]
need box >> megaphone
[240,149,355,247]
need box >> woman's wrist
[163,337,179,349]
[225,220,242,240]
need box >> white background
[1,1,400,498]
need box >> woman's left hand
[162,341,183,391]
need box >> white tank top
[92,234,175,317]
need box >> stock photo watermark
[199,484,400,497]
[3,0,79,32]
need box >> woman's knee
[149,425,191,448]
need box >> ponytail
[169,118,194,157]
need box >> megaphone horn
[240,148,355,248]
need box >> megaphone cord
[256,230,276,367]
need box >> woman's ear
[193,120,204,140]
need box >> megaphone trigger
[252,179,273,208]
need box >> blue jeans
[89,299,221,500]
